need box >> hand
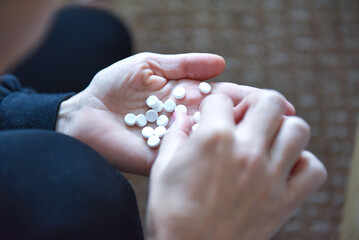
[147,92,327,240]
[56,53,295,175]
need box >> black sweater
[0,75,74,131]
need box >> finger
[190,94,235,155]
[236,91,288,149]
[153,111,191,175]
[270,116,311,178]
[198,94,235,134]
[287,151,327,203]
[215,84,296,123]
[213,83,295,116]
[145,53,226,80]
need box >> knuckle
[296,152,327,192]
[201,125,235,147]
[316,167,328,185]
[310,156,328,184]
[267,89,285,99]
[287,116,311,139]
[262,90,286,109]
[238,144,264,165]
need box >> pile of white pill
[124,81,211,148]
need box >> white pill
[146,95,159,108]
[142,126,155,139]
[155,126,167,138]
[192,123,199,132]
[173,86,186,99]
[154,100,164,112]
[147,135,161,148]
[124,113,136,126]
[146,110,158,123]
[156,115,169,127]
[175,104,187,114]
[136,114,147,127]
[199,82,211,94]
[193,111,201,123]
[163,99,176,112]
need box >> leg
[0,130,143,240]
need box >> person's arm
[0,74,73,130]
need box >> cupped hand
[56,52,295,175]
[147,92,326,240]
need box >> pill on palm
[136,114,147,127]
[173,86,186,99]
[124,113,136,126]
[155,126,167,138]
[199,82,211,94]
[192,123,199,132]
[146,95,159,108]
[147,135,161,148]
[142,126,155,139]
[193,111,201,123]
[146,110,158,122]
[175,104,187,114]
[156,115,169,127]
[164,99,176,112]
[154,100,164,112]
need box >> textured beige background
[103,1,358,239]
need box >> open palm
[59,53,294,176]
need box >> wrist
[55,93,81,136]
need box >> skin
[56,52,295,175]
[148,94,327,240]
[0,1,327,239]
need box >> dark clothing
[10,6,133,93]
[0,130,144,240]
[0,77,144,240]
[0,6,143,240]
[0,75,74,130]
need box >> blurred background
[18,0,359,239]
[104,1,359,239]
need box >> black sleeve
[0,75,74,131]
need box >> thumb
[152,111,191,175]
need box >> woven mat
[105,1,359,239]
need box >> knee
[0,130,143,239]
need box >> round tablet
[192,123,199,132]
[199,82,211,94]
[124,113,136,126]
[154,100,164,112]
[175,104,187,114]
[173,86,186,99]
[146,95,159,108]
[193,111,201,123]
[147,135,161,148]
[155,126,167,138]
[163,100,176,112]
[135,114,147,127]
[142,126,155,139]
[156,115,169,127]
[146,110,159,123]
